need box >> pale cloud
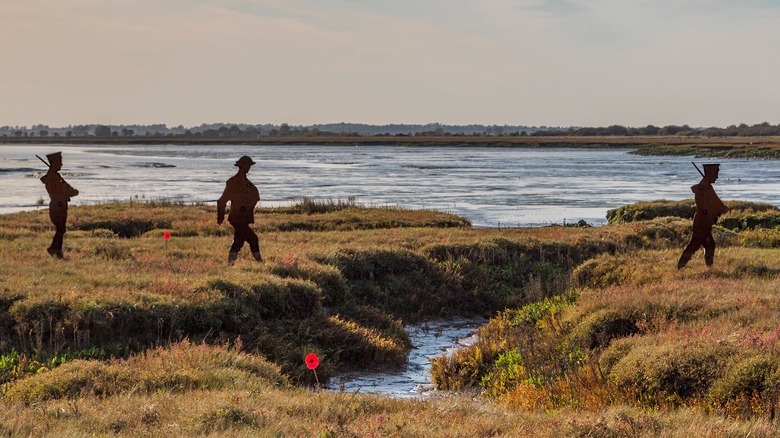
[1,0,780,126]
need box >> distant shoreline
[3,135,780,158]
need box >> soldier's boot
[677,252,693,269]
[252,251,263,262]
[704,238,715,268]
[228,252,239,265]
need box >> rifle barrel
[691,161,705,178]
[35,155,50,168]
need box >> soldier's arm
[717,199,729,215]
[63,179,79,198]
[217,185,230,224]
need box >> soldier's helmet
[234,156,256,167]
[46,152,63,167]
[703,163,720,176]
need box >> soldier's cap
[235,156,256,167]
[702,163,720,172]
[46,152,63,163]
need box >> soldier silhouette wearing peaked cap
[39,152,79,258]
[677,163,729,269]
[217,156,262,265]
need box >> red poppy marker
[163,231,171,241]
[305,353,320,388]
[305,353,319,369]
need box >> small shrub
[739,229,780,248]
[731,262,780,278]
[708,354,780,410]
[3,360,126,402]
[609,341,734,402]
[598,336,638,376]
[719,210,780,231]
[269,260,350,308]
[249,278,322,319]
[607,200,695,224]
[318,315,406,366]
[572,255,632,289]
[294,197,356,214]
[3,341,287,403]
[94,242,134,260]
[607,199,778,225]
[204,279,249,299]
[570,308,641,350]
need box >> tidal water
[2,144,779,226]
[329,319,484,398]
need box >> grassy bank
[632,141,780,159]
[2,201,780,435]
[0,201,620,384]
[431,200,780,424]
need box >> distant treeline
[0,123,544,138]
[533,122,780,137]
[2,121,780,138]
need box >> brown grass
[3,201,780,434]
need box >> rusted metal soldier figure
[217,156,262,265]
[677,163,729,269]
[39,152,79,258]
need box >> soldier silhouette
[217,156,262,265]
[39,152,79,258]
[677,163,729,269]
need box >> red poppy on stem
[305,353,319,370]
[305,353,320,388]
[163,231,171,241]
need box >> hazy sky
[3,0,780,128]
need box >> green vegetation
[2,200,780,435]
[606,199,780,223]
[633,143,780,159]
[431,200,780,426]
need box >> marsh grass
[3,201,780,434]
[607,199,778,226]
[2,340,288,404]
[0,203,626,384]
[432,246,780,420]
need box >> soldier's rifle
[35,155,51,168]
[691,161,705,178]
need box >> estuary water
[2,144,780,226]
[329,318,484,398]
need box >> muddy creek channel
[328,318,486,398]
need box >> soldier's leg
[48,207,66,258]
[228,221,247,264]
[704,233,716,267]
[247,228,262,261]
[677,236,703,269]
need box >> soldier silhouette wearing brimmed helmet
[217,156,262,265]
[677,163,729,269]
[39,152,79,258]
